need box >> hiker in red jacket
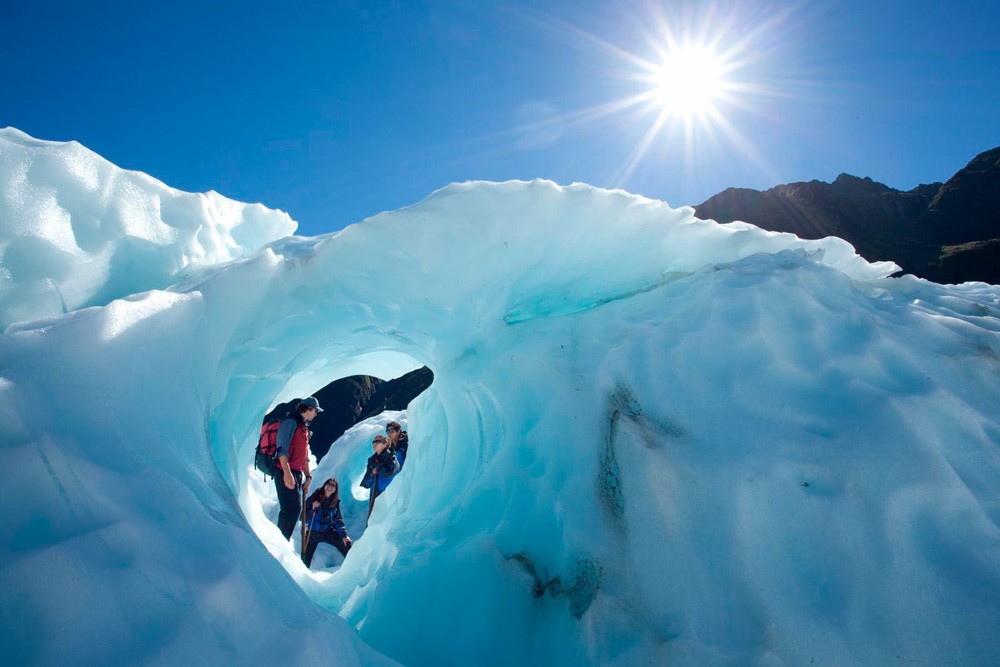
[273,396,321,540]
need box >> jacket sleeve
[379,451,400,477]
[359,463,374,489]
[332,504,347,537]
[395,433,409,469]
[275,418,297,458]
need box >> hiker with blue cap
[272,396,323,541]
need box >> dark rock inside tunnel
[264,365,434,462]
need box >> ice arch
[2,179,1000,666]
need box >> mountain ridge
[694,146,1000,284]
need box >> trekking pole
[300,483,308,560]
[302,494,316,559]
[302,503,313,557]
[366,472,378,527]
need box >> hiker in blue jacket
[302,478,352,568]
[360,434,399,522]
[386,421,409,470]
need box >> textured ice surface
[1,153,1000,667]
[0,128,295,329]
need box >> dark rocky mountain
[918,147,1000,247]
[694,146,1000,284]
[264,365,433,462]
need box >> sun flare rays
[504,3,804,191]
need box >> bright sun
[507,4,778,185]
[652,46,726,118]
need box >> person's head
[309,477,340,505]
[386,421,402,444]
[372,434,388,454]
[298,396,323,422]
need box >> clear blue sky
[2,0,998,236]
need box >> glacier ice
[0,128,295,330]
[1,135,1000,666]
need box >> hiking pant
[302,530,351,568]
[274,469,303,540]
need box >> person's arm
[332,503,347,538]
[277,457,295,489]
[379,450,400,477]
[303,430,313,493]
[275,419,297,490]
[360,457,375,488]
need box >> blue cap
[300,396,323,412]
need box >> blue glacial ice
[1,130,1000,666]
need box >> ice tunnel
[3,132,1000,666]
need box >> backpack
[254,418,282,477]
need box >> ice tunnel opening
[249,364,434,571]
[206,338,470,639]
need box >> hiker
[386,421,409,470]
[302,478,352,568]
[273,396,321,540]
[360,434,399,521]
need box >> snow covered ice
[2,129,1000,666]
[0,128,295,330]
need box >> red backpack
[254,418,282,477]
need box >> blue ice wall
[1,136,999,666]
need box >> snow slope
[0,128,295,329]
[1,135,999,666]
